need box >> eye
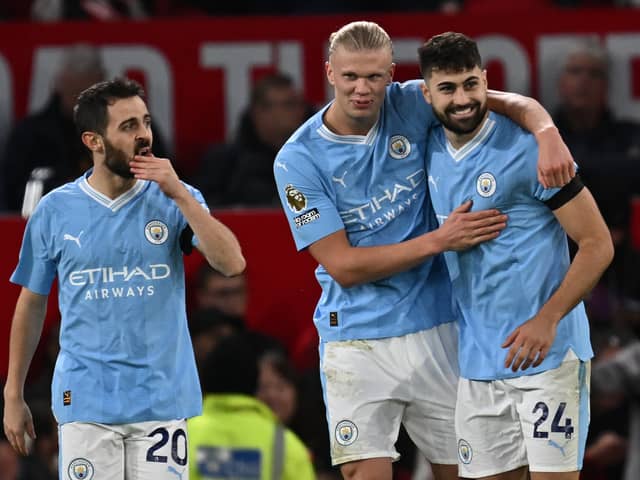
[344,73,357,81]
[464,79,479,90]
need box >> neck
[445,113,489,150]
[87,163,137,199]
[323,103,378,136]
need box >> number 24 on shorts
[532,401,574,439]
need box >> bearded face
[103,137,151,179]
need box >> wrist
[534,124,559,139]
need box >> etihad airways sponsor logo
[68,264,171,286]
[339,169,425,229]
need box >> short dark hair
[73,77,145,135]
[250,72,295,108]
[418,32,482,79]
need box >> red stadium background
[1,8,639,378]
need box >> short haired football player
[274,21,576,480]
[419,32,614,479]
[3,78,246,479]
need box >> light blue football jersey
[426,112,593,380]
[273,80,455,342]
[11,172,203,424]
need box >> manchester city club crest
[476,172,496,198]
[458,439,473,464]
[335,420,358,446]
[145,220,169,245]
[68,458,95,479]
[388,135,411,159]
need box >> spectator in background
[194,72,312,208]
[257,349,340,479]
[188,307,245,373]
[590,340,640,480]
[193,262,248,317]
[30,0,149,21]
[0,43,169,215]
[552,38,640,319]
[188,333,316,480]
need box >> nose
[453,86,470,105]
[353,77,370,95]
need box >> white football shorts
[455,350,590,478]
[320,322,459,466]
[60,418,189,480]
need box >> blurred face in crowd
[325,45,394,135]
[252,85,307,149]
[101,96,153,179]
[422,66,488,143]
[196,272,248,317]
[558,51,608,115]
[257,358,297,425]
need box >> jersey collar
[446,114,496,162]
[79,170,148,212]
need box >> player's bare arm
[309,201,506,288]
[3,288,48,456]
[130,154,246,277]
[487,90,575,189]
[502,187,613,371]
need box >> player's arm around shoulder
[487,90,575,188]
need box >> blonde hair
[328,21,393,58]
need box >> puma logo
[548,438,570,457]
[167,466,184,479]
[275,161,288,172]
[63,231,83,248]
[332,171,348,188]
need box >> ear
[81,132,103,153]
[388,62,396,84]
[420,82,433,105]
[325,60,335,86]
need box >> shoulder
[491,113,537,150]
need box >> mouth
[448,104,477,120]
[351,98,374,109]
[136,146,152,156]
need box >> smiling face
[101,96,153,178]
[325,45,394,135]
[422,66,489,143]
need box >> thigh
[455,378,528,478]
[320,339,407,466]
[516,360,590,474]
[403,323,459,465]
[125,419,189,480]
[60,422,125,480]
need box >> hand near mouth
[130,154,187,199]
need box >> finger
[538,168,550,190]
[503,342,521,368]
[532,348,548,368]
[520,349,539,371]
[453,200,473,213]
[502,330,517,348]
[467,231,501,246]
[511,348,529,372]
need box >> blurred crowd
[0,5,639,480]
[1,0,640,22]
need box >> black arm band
[544,174,585,211]
[180,225,194,255]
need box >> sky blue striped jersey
[11,172,203,424]
[426,112,593,380]
[273,80,455,342]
